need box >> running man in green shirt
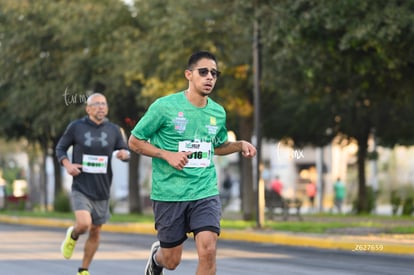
[128,51,256,275]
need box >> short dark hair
[187,51,218,69]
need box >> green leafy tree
[259,0,414,213]
[0,0,143,210]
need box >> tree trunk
[51,141,63,198]
[239,116,255,220]
[356,133,369,213]
[27,144,42,210]
[128,152,142,214]
[40,146,48,211]
[53,157,62,196]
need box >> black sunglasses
[190,67,221,79]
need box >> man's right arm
[128,135,191,170]
[61,157,82,176]
[55,121,82,176]
[128,135,164,159]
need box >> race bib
[178,140,211,168]
[82,154,108,174]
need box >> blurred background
[1,0,414,221]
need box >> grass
[390,226,414,234]
[263,221,382,233]
[1,209,413,234]
[0,209,154,223]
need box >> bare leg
[156,243,183,270]
[81,224,101,269]
[195,231,217,275]
[72,210,101,270]
[73,210,92,237]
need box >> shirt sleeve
[55,121,76,164]
[130,100,164,141]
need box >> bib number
[178,141,211,168]
[82,154,108,174]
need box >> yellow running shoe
[77,270,90,275]
[61,226,77,259]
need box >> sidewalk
[1,214,413,256]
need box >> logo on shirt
[206,116,218,135]
[210,117,216,126]
[173,112,188,134]
[84,131,108,147]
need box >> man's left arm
[115,149,130,161]
[114,126,130,161]
[214,140,256,158]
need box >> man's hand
[64,162,83,176]
[164,151,193,170]
[214,140,257,157]
[116,149,130,161]
[240,140,257,158]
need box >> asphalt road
[0,223,413,275]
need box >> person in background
[333,177,346,214]
[128,51,256,275]
[56,93,130,275]
[306,181,317,211]
[270,175,283,196]
[220,172,233,207]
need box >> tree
[0,0,143,210]
[258,0,414,213]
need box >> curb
[1,215,413,256]
[219,230,414,255]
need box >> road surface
[0,223,412,274]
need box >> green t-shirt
[131,91,228,201]
[334,181,346,199]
